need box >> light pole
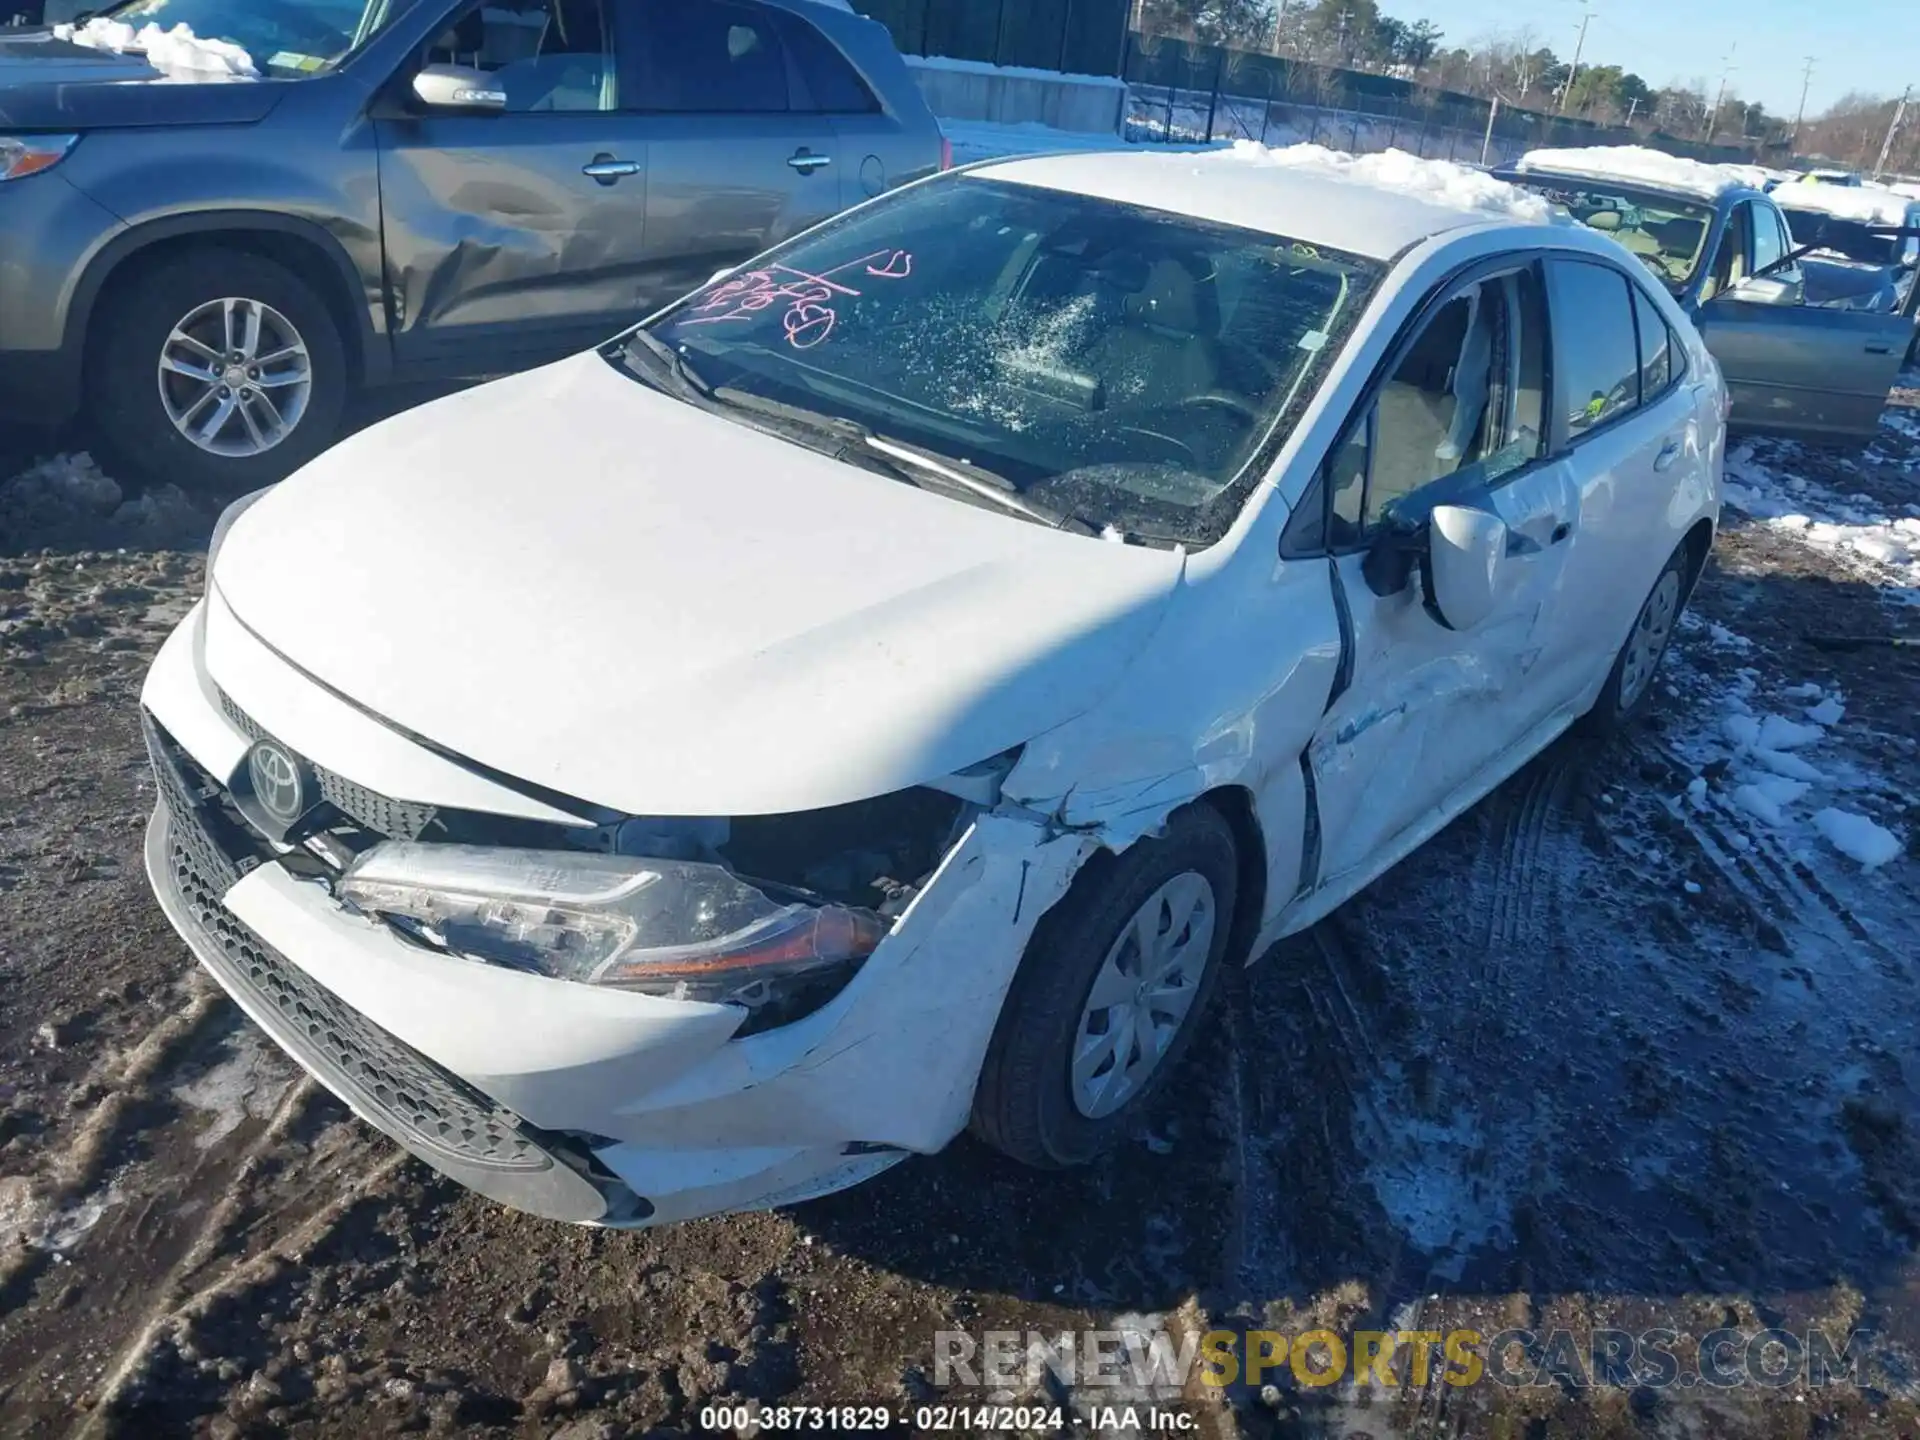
[1705,42,1737,144]
[1873,85,1911,179]
[1790,56,1816,150]
[1556,2,1595,116]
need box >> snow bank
[1225,142,1557,223]
[943,119,1139,164]
[52,17,257,80]
[1514,145,1742,202]
[1772,180,1916,227]
[1813,808,1903,870]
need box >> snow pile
[1722,442,1920,591]
[1813,808,1904,870]
[52,17,257,80]
[1773,180,1915,227]
[0,453,210,549]
[1224,142,1557,223]
[1514,145,1742,201]
[944,119,1137,164]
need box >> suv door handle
[788,149,832,173]
[1653,439,1683,472]
[583,156,641,184]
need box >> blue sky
[1403,0,1916,115]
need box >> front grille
[216,688,437,840]
[145,714,550,1174]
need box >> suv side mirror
[1422,504,1509,632]
[412,64,507,112]
[1729,274,1800,307]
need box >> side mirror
[411,64,506,112]
[1422,504,1509,632]
[1729,274,1800,307]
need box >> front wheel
[1579,544,1690,737]
[970,804,1239,1169]
[87,247,349,493]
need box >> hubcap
[157,297,312,458]
[1619,569,1682,709]
[1070,871,1217,1120]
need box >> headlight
[337,843,888,1007]
[0,135,79,183]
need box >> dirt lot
[1,384,1918,1440]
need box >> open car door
[1694,223,1920,443]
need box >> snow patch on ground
[0,452,207,549]
[171,1029,297,1151]
[1515,145,1748,201]
[53,17,257,80]
[1722,440,1920,595]
[1813,807,1904,869]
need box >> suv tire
[970,804,1239,1169]
[88,248,348,494]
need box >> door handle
[582,156,641,184]
[1653,439,1683,472]
[787,150,833,173]
[1867,344,1894,355]
[1549,521,1573,545]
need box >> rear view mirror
[412,64,506,112]
[1422,504,1509,632]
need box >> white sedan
[140,146,1723,1226]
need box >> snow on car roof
[1513,145,1753,202]
[1772,180,1918,227]
[973,142,1556,260]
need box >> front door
[1307,261,1580,890]
[1693,199,1911,442]
[613,0,845,306]
[374,0,652,373]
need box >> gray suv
[0,0,944,488]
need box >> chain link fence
[851,0,1132,78]
[1120,32,1764,167]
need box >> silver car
[0,0,945,488]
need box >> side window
[1326,266,1549,545]
[1631,285,1674,399]
[619,0,790,113]
[425,0,610,112]
[1546,260,1641,438]
[774,10,879,113]
[1751,202,1787,276]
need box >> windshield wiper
[704,386,1097,535]
[618,330,715,403]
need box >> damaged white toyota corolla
[141,147,1723,1226]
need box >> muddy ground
[1,385,1918,1440]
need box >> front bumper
[139,600,1092,1226]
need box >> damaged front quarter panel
[592,810,1097,1158]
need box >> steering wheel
[1174,391,1263,426]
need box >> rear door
[614,0,844,307]
[1692,199,1910,441]
[374,0,654,373]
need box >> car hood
[0,30,285,129]
[213,352,1188,818]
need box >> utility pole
[1481,92,1502,165]
[1790,56,1816,149]
[1705,42,1737,143]
[1873,85,1911,179]
[1557,2,1594,116]
[1625,95,1640,127]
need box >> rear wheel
[1579,545,1689,737]
[87,248,348,493]
[971,805,1239,1169]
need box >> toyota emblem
[246,739,308,826]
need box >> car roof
[1510,146,1759,207]
[965,148,1555,261]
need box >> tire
[970,804,1240,1169]
[87,247,349,494]
[1579,544,1690,738]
